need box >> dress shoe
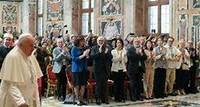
[96,99,101,105]
[121,100,126,103]
[80,101,87,105]
[96,101,101,105]
[77,101,82,106]
[102,101,109,104]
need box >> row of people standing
[51,34,199,106]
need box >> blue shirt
[71,46,87,72]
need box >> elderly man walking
[0,33,43,107]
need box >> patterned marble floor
[42,93,200,107]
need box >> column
[169,0,173,36]
[64,0,72,34]
[37,0,43,36]
[124,0,135,39]
[21,0,29,33]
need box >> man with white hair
[0,33,14,70]
[91,36,112,105]
[0,33,43,107]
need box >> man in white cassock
[0,33,43,107]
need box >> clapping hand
[99,45,103,53]
[139,49,143,55]
[105,48,108,54]
[62,45,69,53]
[84,49,90,58]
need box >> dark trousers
[55,66,67,99]
[129,72,143,100]
[113,71,125,101]
[41,74,47,96]
[95,77,108,102]
[188,66,197,92]
[176,69,189,90]
[153,68,166,98]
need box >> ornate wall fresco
[1,3,20,35]
[193,0,200,8]
[2,4,17,24]
[97,0,123,39]
[100,19,121,39]
[192,15,200,43]
[178,14,188,41]
[72,0,79,35]
[173,0,200,45]
[29,3,37,34]
[101,0,122,16]
[47,0,64,21]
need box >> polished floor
[42,93,200,107]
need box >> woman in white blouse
[111,38,128,102]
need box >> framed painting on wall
[193,0,200,8]
[178,14,188,41]
[47,0,64,21]
[192,15,200,44]
[2,4,18,24]
[101,0,123,16]
[100,19,122,40]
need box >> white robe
[0,46,43,107]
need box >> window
[161,5,169,33]
[82,0,89,9]
[81,0,94,35]
[148,0,169,34]
[37,0,43,36]
[148,6,158,33]
[82,13,89,35]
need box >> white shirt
[111,48,127,72]
[164,45,181,69]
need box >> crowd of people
[0,29,200,106]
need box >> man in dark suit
[127,38,147,101]
[186,41,199,93]
[0,33,14,69]
[91,36,112,105]
[0,33,14,82]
